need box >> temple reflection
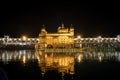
[35,51,75,75]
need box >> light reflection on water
[0,50,120,80]
[75,51,120,62]
[0,50,120,63]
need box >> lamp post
[22,36,27,41]
[22,36,27,45]
[77,35,82,48]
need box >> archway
[47,44,53,48]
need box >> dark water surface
[0,50,120,80]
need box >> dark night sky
[0,1,120,38]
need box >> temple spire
[42,24,45,28]
[61,23,64,28]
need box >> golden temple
[35,23,74,49]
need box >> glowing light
[98,56,102,62]
[98,36,102,38]
[23,56,26,63]
[37,39,39,41]
[19,39,21,41]
[77,35,81,38]
[78,54,83,62]
[9,38,12,40]
[28,39,30,41]
[22,36,27,41]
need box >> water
[0,50,120,80]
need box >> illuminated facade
[36,24,74,49]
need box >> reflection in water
[80,51,120,62]
[22,55,26,64]
[0,50,120,63]
[0,50,37,64]
[77,53,83,62]
[0,50,120,79]
[35,51,75,76]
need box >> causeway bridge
[0,35,120,49]
[0,36,38,45]
[74,35,120,49]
